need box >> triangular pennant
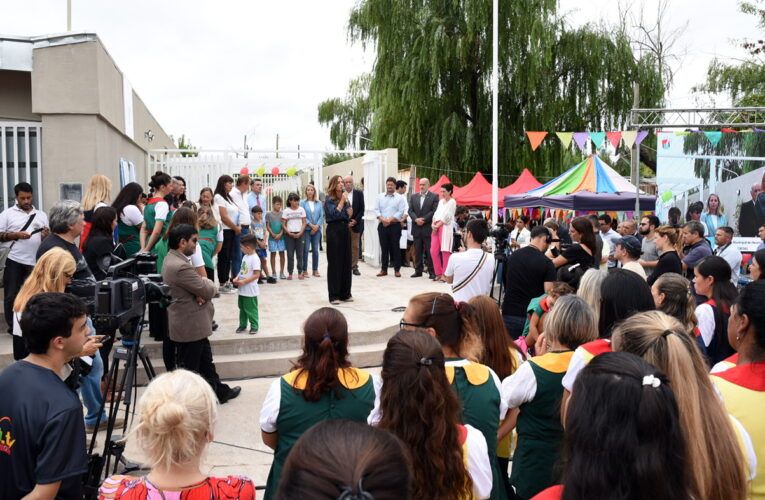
[704,131,722,147]
[622,131,637,148]
[573,132,590,151]
[556,132,573,149]
[589,132,606,149]
[635,130,649,146]
[674,131,691,136]
[526,131,548,151]
[754,128,765,132]
[722,128,740,134]
[606,131,622,149]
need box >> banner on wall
[119,158,137,188]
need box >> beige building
[0,32,174,210]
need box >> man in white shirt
[713,226,742,284]
[444,219,496,302]
[247,178,266,211]
[509,216,531,250]
[0,182,49,334]
[229,175,251,284]
[613,236,647,280]
[396,180,411,267]
[598,214,621,269]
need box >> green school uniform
[198,225,219,269]
[510,350,573,499]
[446,359,506,500]
[143,198,171,254]
[117,219,141,257]
[263,367,376,500]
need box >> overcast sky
[1,1,760,151]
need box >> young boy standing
[266,196,286,279]
[234,234,261,334]
[251,206,276,284]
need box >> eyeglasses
[400,319,428,330]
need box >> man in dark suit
[162,224,241,404]
[408,178,439,278]
[344,176,365,275]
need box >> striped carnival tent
[503,155,655,211]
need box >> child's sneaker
[298,274,304,280]
[235,326,247,334]
[267,277,277,284]
[279,273,287,279]
[249,328,258,335]
[287,274,293,280]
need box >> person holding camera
[444,219,495,303]
[0,292,92,500]
[502,226,557,338]
[0,182,49,338]
[161,224,241,404]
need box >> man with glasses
[162,224,241,404]
[638,215,660,278]
[598,214,620,270]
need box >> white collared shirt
[229,188,250,227]
[0,205,49,266]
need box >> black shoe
[352,269,361,276]
[221,386,242,403]
[267,277,277,284]
[411,272,423,278]
[212,320,219,331]
[429,274,436,280]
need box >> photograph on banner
[655,131,765,249]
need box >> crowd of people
[3,172,765,500]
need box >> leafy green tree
[318,75,372,150]
[686,0,765,184]
[175,134,198,157]
[319,0,665,184]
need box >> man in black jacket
[344,176,365,275]
[408,178,439,278]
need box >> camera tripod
[489,244,509,304]
[83,317,156,499]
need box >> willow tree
[318,0,665,184]
[686,1,765,184]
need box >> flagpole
[491,0,499,226]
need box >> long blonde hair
[81,174,112,211]
[131,369,218,470]
[13,248,75,313]
[576,269,607,324]
[612,311,749,500]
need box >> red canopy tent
[454,173,493,206]
[500,168,542,197]
[428,174,452,194]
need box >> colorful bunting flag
[622,131,637,149]
[635,130,649,146]
[606,132,622,149]
[721,128,739,133]
[674,131,691,136]
[526,131,548,151]
[589,132,606,149]
[556,132,573,149]
[573,132,590,151]
[704,131,722,147]
[755,128,765,132]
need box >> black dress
[324,197,352,302]
[646,250,683,286]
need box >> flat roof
[0,32,99,72]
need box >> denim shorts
[268,238,286,252]
[256,248,267,258]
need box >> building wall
[322,149,399,191]
[0,70,40,121]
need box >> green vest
[198,226,219,269]
[154,237,169,273]
[263,367,376,500]
[510,351,573,500]
[117,218,141,257]
[446,360,506,500]
[143,198,170,254]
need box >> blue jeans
[231,227,250,280]
[80,351,108,427]
[303,229,322,272]
[502,315,527,341]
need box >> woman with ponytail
[98,370,255,499]
[650,273,698,335]
[612,311,752,500]
[402,292,506,500]
[374,329,492,499]
[694,255,739,364]
[259,307,378,500]
[140,171,173,254]
[533,352,691,500]
[500,295,597,499]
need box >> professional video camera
[489,223,510,253]
[92,253,173,337]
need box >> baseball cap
[614,235,642,258]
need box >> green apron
[198,225,219,269]
[510,351,573,499]
[446,359,506,500]
[117,218,141,257]
[143,198,170,254]
[263,367,376,500]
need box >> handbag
[0,213,37,286]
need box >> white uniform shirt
[444,248,495,303]
[0,205,49,266]
[229,188,250,227]
[714,243,742,285]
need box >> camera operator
[501,226,556,338]
[162,224,241,404]
[0,292,92,499]
[443,219,495,302]
[453,205,471,252]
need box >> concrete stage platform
[0,252,453,377]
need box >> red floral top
[99,475,255,500]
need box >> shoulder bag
[0,213,36,286]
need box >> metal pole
[631,84,640,217]
[491,0,499,225]
[67,0,72,31]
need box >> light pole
[491,0,499,225]
[67,0,72,31]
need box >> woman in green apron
[197,205,223,281]
[401,292,506,500]
[499,295,597,499]
[111,182,145,257]
[141,171,173,254]
[259,307,378,500]
[154,207,201,274]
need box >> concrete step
[136,342,388,383]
